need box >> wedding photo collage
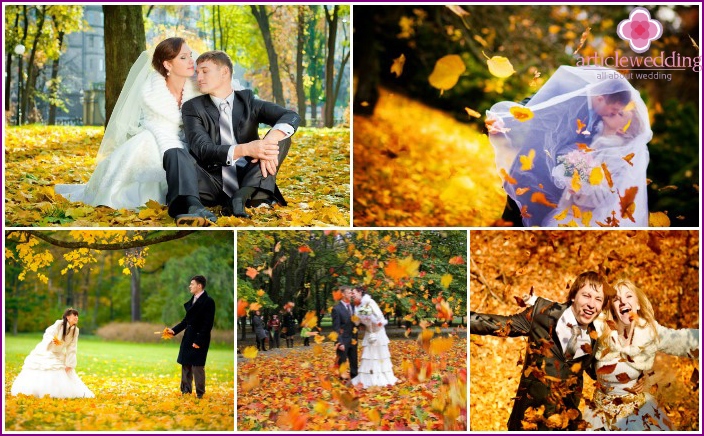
[2,3,701,433]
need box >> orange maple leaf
[619,187,638,222]
[530,192,557,208]
[298,245,313,253]
[245,267,258,279]
[622,153,635,166]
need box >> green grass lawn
[4,334,234,431]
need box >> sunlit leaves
[390,53,406,77]
[5,126,349,227]
[530,192,557,208]
[428,54,466,92]
[242,346,259,359]
[484,53,515,78]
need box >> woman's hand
[65,367,72,374]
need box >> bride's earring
[167,70,171,76]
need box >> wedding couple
[332,286,398,388]
[56,37,300,224]
[471,271,699,431]
[487,66,651,227]
[11,275,216,399]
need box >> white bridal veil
[486,66,652,227]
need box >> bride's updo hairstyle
[152,37,186,77]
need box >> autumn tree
[250,5,285,106]
[103,5,146,126]
[322,5,350,127]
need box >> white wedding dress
[351,295,398,388]
[55,61,199,210]
[583,317,699,430]
[11,320,94,398]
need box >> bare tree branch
[19,230,197,250]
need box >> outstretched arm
[656,323,699,357]
[470,306,534,338]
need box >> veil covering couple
[56,37,299,224]
[487,66,652,227]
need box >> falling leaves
[464,107,481,118]
[510,106,534,123]
[622,152,635,166]
[530,192,557,208]
[573,27,591,55]
[242,346,259,359]
[428,54,466,92]
[390,54,406,77]
[519,149,535,171]
[589,166,604,186]
[619,186,638,222]
[484,52,515,78]
[500,169,518,185]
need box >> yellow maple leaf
[553,208,569,221]
[648,211,670,227]
[464,107,481,118]
[327,331,339,342]
[428,54,466,91]
[440,273,453,289]
[390,53,406,77]
[485,53,515,78]
[510,106,534,122]
[242,345,258,359]
[398,255,421,278]
[571,171,581,192]
[589,166,604,185]
[519,149,535,171]
[581,210,593,226]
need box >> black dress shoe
[175,206,217,226]
[232,198,251,219]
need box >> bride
[584,280,699,430]
[55,37,200,210]
[11,308,94,398]
[486,66,651,227]
[350,288,397,388]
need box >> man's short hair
[191,275,207,289]
[196,51,233,77]
[604,89,631,106]
[566,271,606,302]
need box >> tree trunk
[103,5,146,126]
[295,6,307,126]
[251,5,285,106]
[48,17,65,125]
[4,12,19,112]
[130,265,141,321]
[65,269,74,307]
[21,5,47,125]
[323,6,339,127]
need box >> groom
[332,286,358,380]
[498,72,632,226]
[470,271,609,430]
[167,275,216,398]
[166,50,300,225]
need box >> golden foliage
[4,126,349,227]
[428,55,466,92]
[353,88,505,226]
[238,339,467,430]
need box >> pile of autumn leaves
[237,296,467,431]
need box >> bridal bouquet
[556,150,595,183]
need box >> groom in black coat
[332,286,358,380]
[166,50,300,225]
[167,275,216,398]
[470,271,610,431]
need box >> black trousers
[181,364,205,398]
[163,138,292,217]
[336,343,358,379]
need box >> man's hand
[166,328,175,335]
[259,158,278,178]
[239,139,279,161]
[337,343,345,352]
[192,343,200,349]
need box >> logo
[617,7,663,54]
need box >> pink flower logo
[617,7,663,53]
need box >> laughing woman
[583,280,699,430]
[11,308,94,398]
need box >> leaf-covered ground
[4,335,234,431]
[469,231,700,431]
[353,87,505,226]
[4,126,349,227]
[237,337,467,431]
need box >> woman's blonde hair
[609,279,658,340]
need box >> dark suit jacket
[470,298,598,431]
[172,291,216,367]
[181,90,300,200]
[331,301,357,349]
